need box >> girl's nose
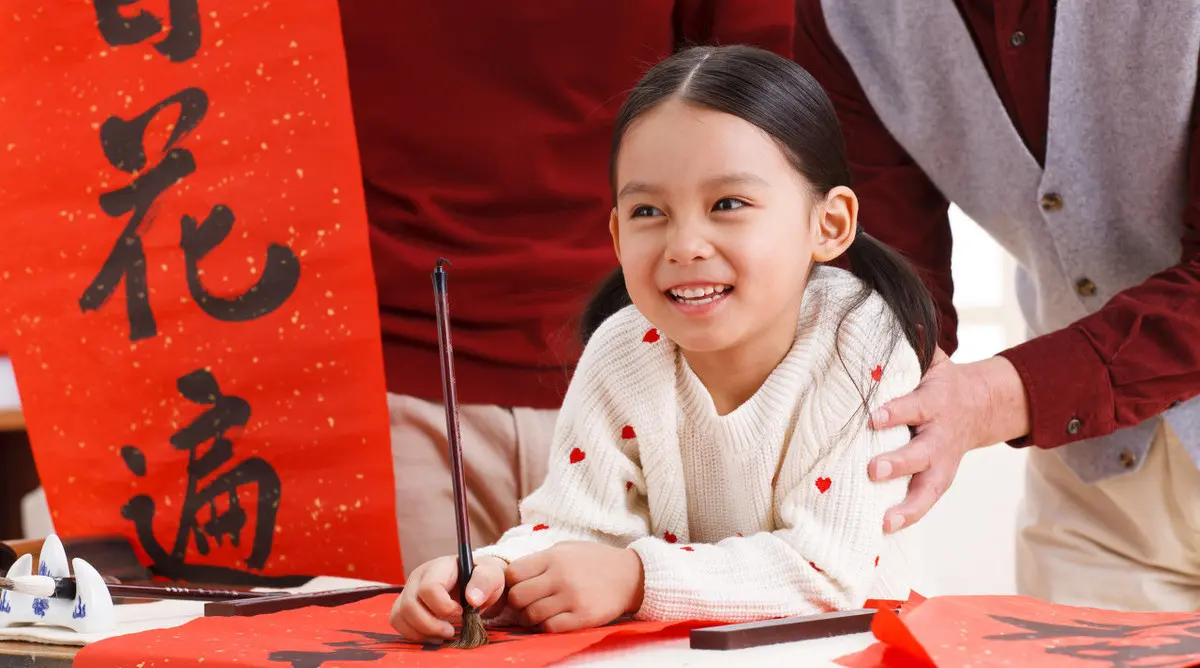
[664,218,715,265]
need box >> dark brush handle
[433,258,475,609]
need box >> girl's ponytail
[580,267,631,346]
[842,229,938,373]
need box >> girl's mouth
[666,284,733,305]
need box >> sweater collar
[675,266,852,452]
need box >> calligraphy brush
[0,575,283,601]
[432,257,488,650]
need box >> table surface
[0,358,22,433]
[0,411,23,433]
[0,640,74,668]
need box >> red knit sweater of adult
[338,2,794,408]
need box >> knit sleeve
[473,308,660,564]
[628,309,920,622]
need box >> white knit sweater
[474,266,920,622]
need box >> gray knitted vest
[821,0,1200,482]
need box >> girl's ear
[811,186,858,263]
[609,208,622,260]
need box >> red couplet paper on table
[74,595,704,668]
[0,2,403,584]
[837,594,1200,668]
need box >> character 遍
[119,368,305,586]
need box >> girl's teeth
[672,285,730,299]
[669,285,732,303]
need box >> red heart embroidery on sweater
[815,477,832,493]
[736,532,744,537]
[681,546,694,552]
[621,425,636,439]
[532,523,549,532]
[874,555,880,567]
[625,481,634,491]
[569,448,586,464]
[871,365,883,382]
[664,531,677,543]
[643,328,660,343]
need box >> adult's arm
[792,0,959,356]
[996,152,1200,447]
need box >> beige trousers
[388,394,558,578]
[1016,419,1200,611]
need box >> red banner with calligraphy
[838,594,1200,668]
[0,1,403,584]
[73,594,705,668]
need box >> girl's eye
[712,198,747,212]
[631,205,664,218]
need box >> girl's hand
[504,541,645,633]
[388,555,508,643]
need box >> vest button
[1066,417,1082,435]
[1010,30,1027,47]
[1119,449,1136,469]
[1040,193,1063,211]
[1075,278,1096,296]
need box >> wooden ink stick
[689,608,880,650]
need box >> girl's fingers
[406,596,456,640]
[520,593,569,628]
[505,573,556,611]
[540,612,585,634]
[417,581,462,619]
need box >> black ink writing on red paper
[92,0,202,63]
[120,368,306,586]
[82,88,206,340]
[82,87,300,341]
[180,205,300,323]
[986,614,1200,668]
[267,627,541,667]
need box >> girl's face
[610,98,852,356]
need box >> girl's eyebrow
[617,172,768,200]
[703,172,769,189]
[617,181,662,200]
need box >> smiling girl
[390,45,938,640]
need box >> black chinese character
[120,368,307,586]
[986,614,1200,668]
[82,88,207,341]
[83,88,301,341]
[267,628,540,667]
[180,205,300,324]
[92,0,201,63]
[268,649,386,668]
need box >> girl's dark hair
[582,45,937,381]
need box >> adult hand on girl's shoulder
[504,541,645,633]
[866,346,1031,533]
[389,555,508,642]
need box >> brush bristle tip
[446,610,489,649]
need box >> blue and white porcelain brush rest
[0,533,115,633]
